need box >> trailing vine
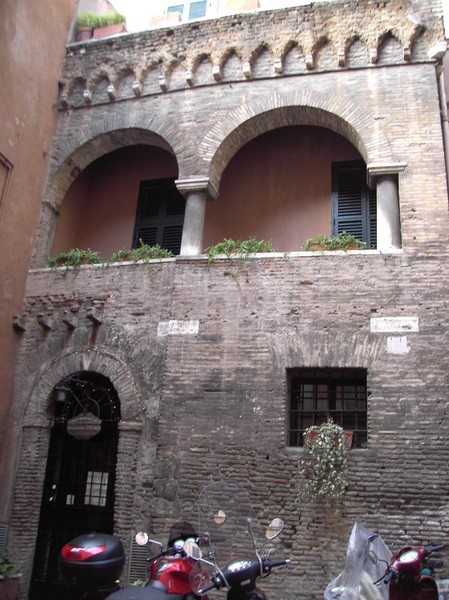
[299,421,350,502]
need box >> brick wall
[8,0,449,598]
[10,248,449,598]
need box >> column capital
[367,162,407,187]
[175,177,218,200]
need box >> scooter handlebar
[197,576,223,594]
[267,558,291,569]
[383,568,396,585]
[197,558,291,594]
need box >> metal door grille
[30,371,121,600]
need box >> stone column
[368,163,406,251]
[176,178,218,256]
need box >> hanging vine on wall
[299,420,351,502]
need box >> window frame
[287,367,368,448]
[166,0,213,21]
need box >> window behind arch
[132,178,186,254]
[332,161,377,248]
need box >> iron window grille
[288,367,368,448]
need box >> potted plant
[129,242,175,262]
[205,237,276,263]
[302,232,367,251]
[299,419,351,502]
[108,248,133,263]
[0,551,21,600]
[46,248,103,269]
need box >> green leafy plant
[0,551,21,579]
[108,249,133,263]
[129,242,175,262]
[299,420,351,502]
[75,10,125,29]
[303,232,367,251]
[46,248,103,269]
[205,237,276,263]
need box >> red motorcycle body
[149,555,199,596]
[388,547,439,600]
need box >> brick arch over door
[33,126,179,266]
[202,89,394,192]
[23,348,145,425]
[10,350,147,596]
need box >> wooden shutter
[132,178,185,254]
[332,161,377,248]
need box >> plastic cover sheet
[324,522,392,600]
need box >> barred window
[288,367,368,448]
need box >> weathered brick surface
[8,0,449,598]
[10,249,449,598]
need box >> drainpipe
[429,42,449,194]
[437,63,449,194]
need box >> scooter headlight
[398,550,419,563]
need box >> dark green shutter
[132,178,185,254]
[332,161,377,248]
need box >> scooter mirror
[135,532,149,546]
[368,550,380,565]
[183,539,202,560]
[214,509,226,525]
[265,518,284,540]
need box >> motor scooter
[60,522,208,600]
[325,522,444,600]
[182,480,291,600]
[373,543,444,600]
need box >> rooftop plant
[302,232,367,251]
[75,10,126,29]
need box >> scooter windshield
[190,481,268,593]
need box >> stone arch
[281,41,307,74]
[33,125,179,265]
[24,348,145,426]
[377,31,403,64]
[346,36,370,68]
[251,44,274,78]
[220,48,244,81]
[193,54,215,86]
[202,89,394,192]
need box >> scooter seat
[107,584,175,600]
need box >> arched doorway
[29,371,121,600]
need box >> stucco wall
[0,0,78,521]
